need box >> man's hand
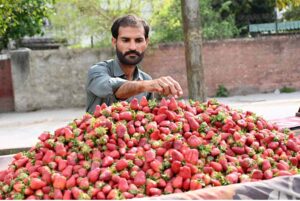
[144,76,183,98]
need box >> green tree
[212,0,276,36]
[48,0,148,47]
[283,5,300,20]
[150,0,239,44]
[0,0,54,51]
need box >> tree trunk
[181,0,206,102]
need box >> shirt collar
[112,58,143,80]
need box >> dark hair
[111,15,150,39]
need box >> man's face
[112,26,149,66]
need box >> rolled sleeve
[87,65,127,98]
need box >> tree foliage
[150,0,239,44]
[276,0,300,10]
[48,0,148,47]
[0,0,54,51]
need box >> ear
[111,37,117,47]
[145,38,149,46]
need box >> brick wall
[0,55,14,112]
[142,35,300,97]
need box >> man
[86,14,183,114]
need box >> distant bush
[216,84,229,97]
[280,86,296,93]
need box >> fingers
[158,76,183,98]
[166,76,183,97]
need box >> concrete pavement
[0,91,299,151]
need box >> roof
[249,20,300,33]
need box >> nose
[129,40,137,50]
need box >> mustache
[124,50,141,57]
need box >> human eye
[136,38,144,43]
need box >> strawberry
[71,187,84,199]
[172,175,183,189]
[186,116,199,131]
[30,178,47,190]
[53,174,67,190]
[168,97,178,111]
[130,98,139,110]
[119,111,133,121]
[140,96,148,107]
[210,161,223,172]
[154,114,167,123]
[263,169,273,179]
[171,149,184,162]
[190,179,202,190]
[118,178,129,192]
[62,165,73,178]
[107,189,121,200]
[116,159,129,171]
[187,135,202,147]
[251,169,263,180]
[226,172,239,184]
[102,156,114,167]
[145,149,156,163]
[66,175,76,189]
[55,142,67,157]
[184,149,199,165]
[179,166,191,179]
[150,159,162,172]
[99,169,112,181]
[87,167,101,183]
[149,188,162,196]
[134,171,146,186]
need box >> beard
[116,46,145,66]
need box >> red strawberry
[251,169,263,180]
[119,111,133,121]
[58,159,68,171]
[187,135,202,147]
[145,149,156,163]
[30,178,46,190]
[190,179,202,190]
[62,165,73,179]
[118,178,129,192]
[55,142,67,157]
[66,175,76,189]
[179,166,191,179]
[130,98,139,110]
[87,167,101,183]
[102,156,114,167]
[226,172,239,184]
[53,174,67,190]
[171,161,181,173]
[172,175,183,189]
[71,187,84,199]
[134,171,146,186]
[63,189,72,200]
[149,188,162,196]
[210,161,223,172]
[184,149,199,165]
[116,159,129,171]
[168,97,178,111]
[154,114,167,123]
[150,159,162,172]
[140,96,148,107]
[99,169,112,181]
[186,117,199,131]
[263,169,273,179]
[171,149,184,162]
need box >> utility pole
[181,0,206,102]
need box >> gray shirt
[86,59,153,114]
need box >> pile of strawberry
[0,97,299,199]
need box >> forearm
[115,80,146,100]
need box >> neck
[119,62,136,80]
